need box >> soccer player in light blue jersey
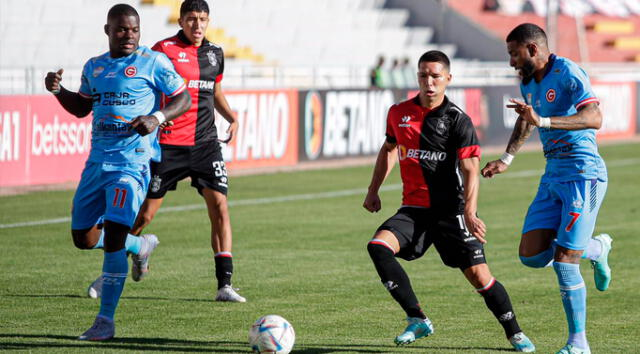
[482,23,612,354]
[44,4,190,341]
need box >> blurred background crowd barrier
[1,0,639,187]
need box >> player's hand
[507,98,540,127]
[45,68,64,94]
[219,120,238,144]
[363,192,382,213]
[464,213,487,243]
[130,115,160,136]
[159,120,174,129]
[481,159,508,178]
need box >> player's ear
[527,42,537,57]
[104,24,110,36]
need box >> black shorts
[377,207,486,269]
[147,142,228,198]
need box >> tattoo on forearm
[506,117,534,154]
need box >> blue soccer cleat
[509,332,535,352]
[556,344,591,354]
[591,233,612,291]
[78,316,115,341]
[394,317,434,346]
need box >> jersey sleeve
[385,105,397,144]
[78,60,92,99]
[453,115,481,160]
[151,41,163,53]
[151,52,187,98]
[563,65,599,110]
[215,48,224,83]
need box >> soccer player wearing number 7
[44,4,190,340]
[481,23,612,354]
[364,50,535,352]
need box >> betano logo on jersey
[398,144,447,161]
[188,80,215,90]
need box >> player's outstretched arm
[213,82,238,144]
[508,99,601,131]
[130,90,191,136]
[481,116,534,178]
[460,156,487,243]
[363,141,397,213]
[44,69,92,117]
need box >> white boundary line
[1,158,637,230]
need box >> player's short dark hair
[418,50,450,71]
[107,4,139,21]
[180,0,210,16]
[506,23,548,46]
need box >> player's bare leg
[131,198,164,236]
[463,264,535,352]
[368,230,433,345]
[203,188,245,302]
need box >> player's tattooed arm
[130,90,191,136]
[550,102,602,130]
[45,69,93,117]
[481,116,534,178]
[505,116,536,155]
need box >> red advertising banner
[214,89,299,169]
[0,95,92,187]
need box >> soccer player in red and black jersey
[132,0,244,302]
[363,51,535,351]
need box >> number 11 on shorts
[112,188,127,208]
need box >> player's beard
[520,59,536,80]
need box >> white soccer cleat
[87,275,104,299]
[591,233,612,291]
[509,332,536,352]
[215,285,246,303]
[78,316,115,341]
[131,234,159,282]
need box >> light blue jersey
[520,54,607,183]
[79,46,186,164]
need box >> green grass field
[1,142,639,353]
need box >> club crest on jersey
[398,115,412,127]
[206,51,217,66]
[436,119,448,135]
[546,89,556,102]
[92,66,105,78]
[124,65,137,78]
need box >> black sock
[214,255,233,289]
[367,242,425,319]
[478,279,521,338]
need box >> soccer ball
[248,314,295,353]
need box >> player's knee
[137,211,155,229]
[519,253,552,268]
[367,240,395,260]
[71,231,93,250]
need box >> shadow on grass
[0,334,518,353]
[4,294,213,303]
[0,334,244,352]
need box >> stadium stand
[446,0,640,62]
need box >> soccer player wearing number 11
[363,50,535,352]
[44,4,190,340]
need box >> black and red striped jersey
[152,30,224,146]
[386,95,481,212]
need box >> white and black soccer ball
[248,314,295,353]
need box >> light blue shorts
[71,162,150,230]
[522,178,607,250]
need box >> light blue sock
[92,231,141,254]
[99,248,128,320]
[553,262,588,350]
